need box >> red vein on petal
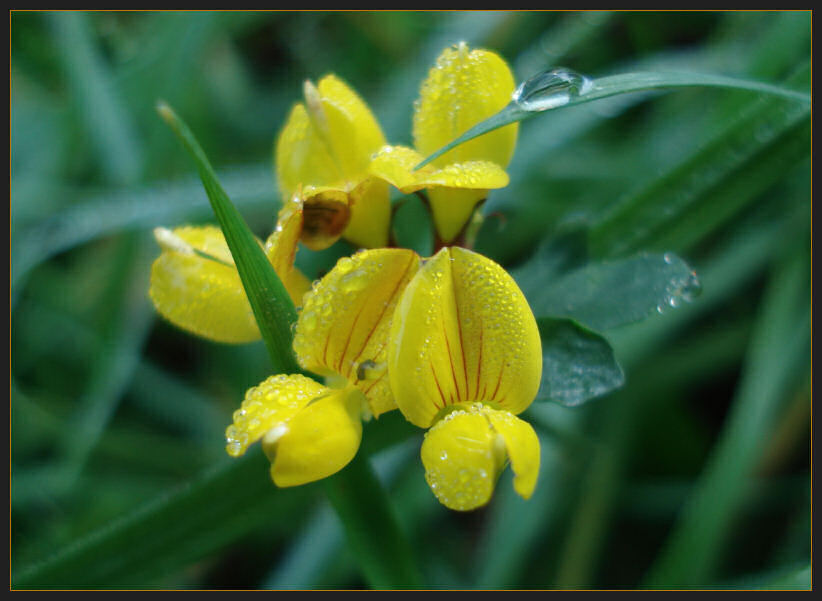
[475,323,484,402]
[430,361,445,410]
[338,302,367,377]
[491,361,506,401]
[351,253,415,365]
[452,267,470,402]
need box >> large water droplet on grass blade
[512,67,593,111]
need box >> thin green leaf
[536,318,624,407]
[415,69,809,169]
[157,102,299,375]
[519,252,700,332]
[49,12,143,184]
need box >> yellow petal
[293,249,420,417]
[275,74,386,201]
[276,103,343,201]
[413,42,518,169]
[316,74,386,186]
[225,373,328,457]
[420,404,504,511]
[369,145,434,193]
[268,386,364,487]
[426,188,486,244]
[343,179,391,249]
[264,202,311,306]
[485,409,540,500]
[149,225,260,343]
[389,247,542,428]
[420,403,540,510]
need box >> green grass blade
[157,102,299,375]
[536,318,624,407]
[642,246,810,587]
[12,453,315,589]
[49,12,143,184]
[415,69,809,169]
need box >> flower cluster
[149,42,543,511]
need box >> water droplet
[663,252,677,265]
[512,67,593,112]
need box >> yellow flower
[388,247,542,511]
[275,74,391,251]
[149,202,310,343]
[225,248,419,486]
[369,42,518,244]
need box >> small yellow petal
[225,373,327,457]
[293,249,420,417]
[343,179,391,249]
[390,247,542,428]
[420,403,540,510]
[427,188,486,244]
[420,405,503,511]
[276,103,343,201]
[413,42,518,169]
[268,386,364,487]
[275,74,386,202]
[264,202,311,306]
[369,145,433,193]
[485,409,540,500]
[317,74,386,185]
[149,225,260,343]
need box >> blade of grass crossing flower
[324,453,421,589]
[414,68,809,170]
[157,103,299,374]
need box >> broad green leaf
[415,69,809,169]
[536,318,624,406]
[519,252,700,332]
[157,103,299,375]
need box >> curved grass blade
[157,102,299,375]
[414,70,809,170]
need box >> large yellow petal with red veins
[149,225,260,343]
[267,386,364,487]
[264,202,311,306]
[420,403,540,510]
[225,373,328,457]
[293,249,420,417]
[343,179,391,249]
[413,42,518,170]
[389,247,542,428]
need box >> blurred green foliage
[11,11,810,589]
